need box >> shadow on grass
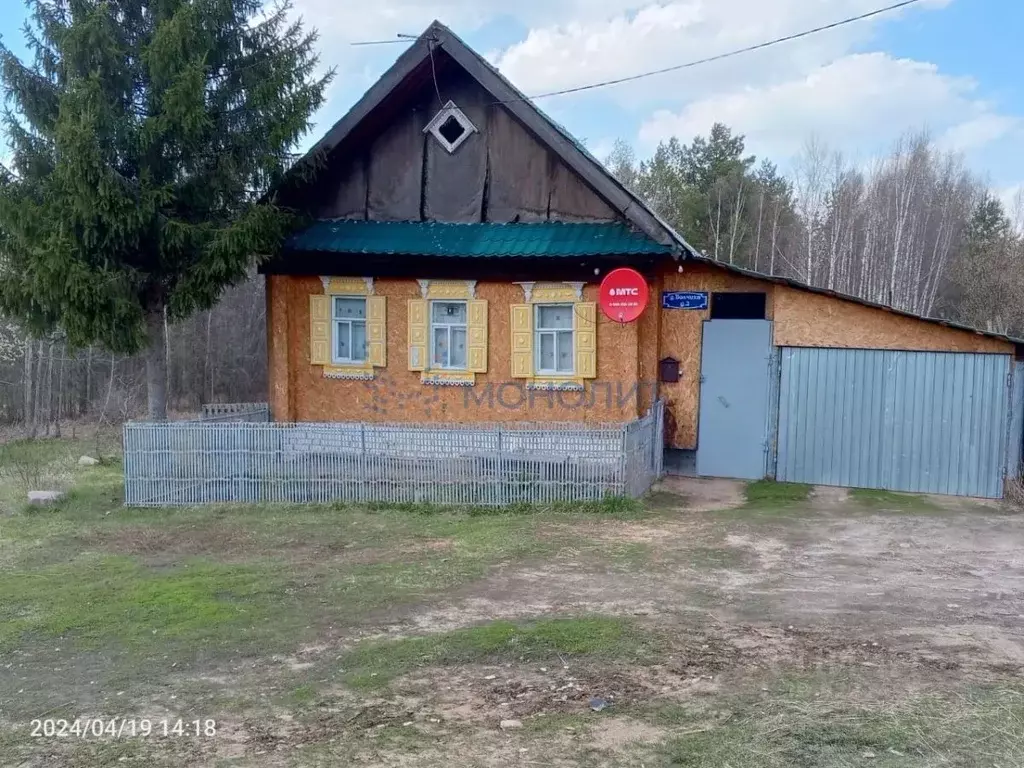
[643,490,691,513]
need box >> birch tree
[792,138,829,285]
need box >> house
[262,20,1024,499]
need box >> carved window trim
[418,279,477,300]
[315,276,383,380]
[515,281,585,303]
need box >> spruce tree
[0,0,330,419]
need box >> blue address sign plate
[662,291,709,310]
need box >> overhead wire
[488,0,924,103]
[339,2,924,329]
[351,1,925,107]
[350,2,923,104]
[427,36,445,107]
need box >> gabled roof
[286,221,674,258]
[275,21,1022,348]
[281,20,699,258]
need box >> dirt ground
[3,459,1024,767]
[381,478,1024,676]
[296,479,1024,766]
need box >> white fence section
[124,400,665,507]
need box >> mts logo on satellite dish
[599,268,649,323]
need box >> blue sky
[2,0,1021,209]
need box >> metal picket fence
[123,400,665,507]
[198,403,271,423]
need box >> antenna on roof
[351,33,419,47]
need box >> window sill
[526,377,584,391]
[422,371,476,387]
[323,364,375,380]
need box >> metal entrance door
[696,320,773,479]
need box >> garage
[656,261,1024,498]
[775,347,1012,498]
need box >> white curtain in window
[333,297,367,362]
[536,304,574,374]
[431,301,468,369]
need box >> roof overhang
[282,220,674,259]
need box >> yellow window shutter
[510,304,533,378]
[408,299,428,371]
[467,300,488,373]
[575,302,597,379]
[310,294,331,365]
[367,296,387,367]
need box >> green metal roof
[285,220,673,258]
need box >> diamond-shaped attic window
[424,100,477,154]
[438,115,466,145]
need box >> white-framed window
[332,296,367,364]
[535,304,575,375]
[423,101,477,154]
[430,300,468,369]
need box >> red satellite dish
[599,268,649,323]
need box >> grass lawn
[1,438,1022,766]
[849,486,942,512]
[731,479,813,518]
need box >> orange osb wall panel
[636,271,663,414]
[266,275,292,421]
[773,287,1013,354]
[657,263,775,450]
[653,261,1013,449]
[270,276,644,424]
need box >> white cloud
[292,0,650,45]
[638,53,1013,161]
[289,0,652,130]
[939,114,1023,152]
[492,0,951,103]
[293,0,948,96]
[284,0,1022,190]
[293,0,484,44]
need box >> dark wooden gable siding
[423,75,489,222]
[311,65,619,225]
[366,110,424,221]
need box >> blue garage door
[776,348,1011,498]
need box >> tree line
[0,279,267,434]
[606,125,1024,334]
[3,121,1022,429]
[0,0,1019,430]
